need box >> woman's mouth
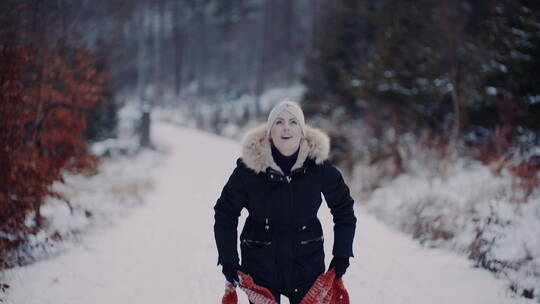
[281,136,292,140]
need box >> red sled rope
[221,269,349,304]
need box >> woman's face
[270,110,303,156]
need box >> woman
[214,100,356,304]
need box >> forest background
[1,0,539,301]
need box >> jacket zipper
[242,239,272,246]
[300,235,324,245]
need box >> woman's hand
[222,262,240,284]
[329,256,350,278]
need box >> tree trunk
[390,106,405,175]
[31,0,46,146]
[152,3,162,102]
[253,1,268,118]
[450,62,461,150]
[283,0,295,86]
[140,110,151,148]
[173,1,184,95]
[136,4,147,100]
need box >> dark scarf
[271,143,300,176]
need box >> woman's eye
[291,121,297,125]
[276,121,283,125]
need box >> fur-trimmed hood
[240,124,330,174]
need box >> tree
[302,0,373,119]
[483,1,540,135]
[0,2,104,268]
[300,0,540,177]
[83,40,118,142]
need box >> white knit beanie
[266,100,306,137]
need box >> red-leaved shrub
[0,4,103,269]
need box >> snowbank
[1,147,163,270]
[354,153,540,301]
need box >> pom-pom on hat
[266,100,306,138]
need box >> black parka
[214,125,356,293]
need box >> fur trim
[240,124,330,174]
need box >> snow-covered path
[2,123,533,304]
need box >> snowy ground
[353,146,540,300]
[1,122,534,304]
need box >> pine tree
[301,0,375,119]
[483,1,540,134]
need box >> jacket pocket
[297,234,324,260]
[241,238,273,258]
[295,236,325,284]
[240,237,276,284]
[300,235,324,245]
[241,239,272,247]
[295,220,324,259]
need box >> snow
[354,151,540,300]
[0,147,161,268]
[1,122,535,303]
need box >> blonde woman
[214,100,356,304]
